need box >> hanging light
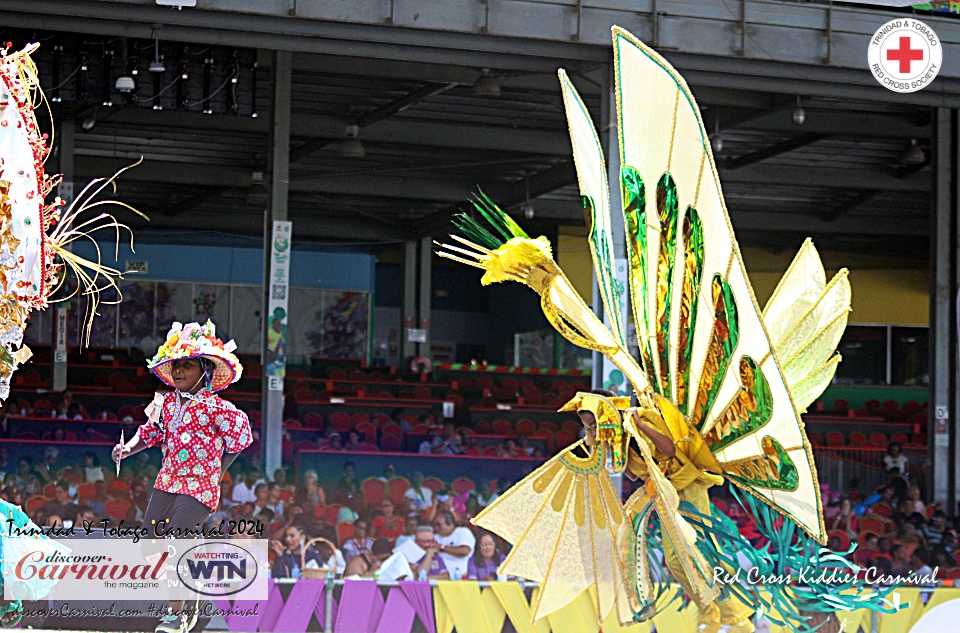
[792,95,806,126]
[900,139,926,166]
[115,76,135,93]
[472,68,501,97]
[339,125,365,158]
[709,110,723,153]
[149,37,165,73]
[521,176,534,219]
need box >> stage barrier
[211,579,960,633]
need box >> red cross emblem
[886,36,924,74]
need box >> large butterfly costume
[438,28,897,633]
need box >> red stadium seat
[848,432,867,446]
[388,478,410,505]
[337,522,354,544]
[303,413,324,429]
[825,431,844,446]
[43,484,56,498]
[422,477,444,493]
[452,477,475,495]
[869,432,888,447]
[381,424,403,438]
[890,433,909,446]
[516,419,536,436]
[860,517,888,536]
[329,412,352,433]
[555,430,577,447]
[475,421,492,434]
[381,436,402,452]
[483,447,498,457]
[465,446,481,456]
[325,505,341,524]
[362,478,386,506]
[25,496,47,514]
[807,432,824,446]
[828,530,851,551]
[357,423,377,443]
[105,499,131,522]
[871,503,892,518]
[77,483,95,500]
[492,419,513,434]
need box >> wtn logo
[186,559,247,580]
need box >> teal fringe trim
[679,488,903,633]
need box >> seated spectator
[252,483,271,517]
[83,452,106,483]
[473,480,500,508]
[433,510,475,579]
[516,436,534,457]
[889,544,912,576]
[419,429,439,454]
[467,532,506,580]
[294,469,327,506]
[342,538,393,578]
[875,536,893,562]
[14,457,41,496]
[371,499,405,541]
[394,514,419,548]
[34,447,60,484]
[336,462,360,501]
[320,431,343,451]
[56,391,87,420]
[907,485,926,516]
[827,498,858,539]
[337,493,362,525]
[892,498,925,530]
[911,548,936,584]
[404,472,433,512]
[312,513,340,547]
[232,467,265,505]
[272,468,295,493]
[87,479,110,517]
[271,524,326,577]
[497,438,523,458]
[72,505,96,532]
[266,482,285,517]
[341,518,374,562]
[42,481,78,520]
[425,493,459,525]
[883,442,907,477]
[431,424,463,455]
[390,408,410,433]
[931,546,954,570]
[377,464,397,483]
[853,533,878,567]
[941,529,957,554]
[344,428,378,452]
[125,478,150,524]
[462,496,481,524]
[408,526,449,580]
[923,510,948,546]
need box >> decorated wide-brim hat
[148,320,243,392]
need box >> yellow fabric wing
[472,442,636,624]
[611,28,831,543]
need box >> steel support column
[418,236,432,359]
[930,107,959,507]
[262,50,291,478]
[52,118,74,393]
[401,240,418,363]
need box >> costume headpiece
[0,43,144,399]
[148,320,242,392]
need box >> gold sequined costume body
[439,26,861,633]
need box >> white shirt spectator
[883,454,908,476]
[321,549,346,575]
[231,479,264,505]
[404,485,433,511]
[436,526,476,578]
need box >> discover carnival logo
[869,18,942,94]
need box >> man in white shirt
[433,510,475,579]
[231,467,264,505]
[404,472,433,511]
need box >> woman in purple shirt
[467,532,506,580]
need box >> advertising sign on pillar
[52,308,68,392]
[265,221,291,392]
[601,259,629,395]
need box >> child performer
[113,321,252,633]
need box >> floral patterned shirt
[137,389,252,511]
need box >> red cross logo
[886,36,924,74]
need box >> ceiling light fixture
[709,110,723,154]
[472,68,501,98]
[792,95,806,126]
[900,139,926,166]
[115,76,135,93]
[339,125,366,159]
